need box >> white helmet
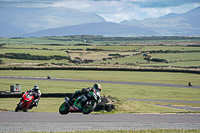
[33,85,39,90]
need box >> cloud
[135,0,200,8]
[0,0,200,23]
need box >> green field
[1,37,200,68]
[141,45,200,51]
[0,48,68,56]
[1,36,200,45]
[5,44,94,50]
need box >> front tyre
[59,102,70,115]
[15,102,23,112]
[82,100,97,114]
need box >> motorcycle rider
[28,85,41,109]
[69,83,102,105]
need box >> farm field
[0,36,200,69]
[0,48,67,56]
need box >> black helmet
[93,83,102,92]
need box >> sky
[0,0,200,23]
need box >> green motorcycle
[59,91,101,115]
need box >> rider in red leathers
[28,85,41,109]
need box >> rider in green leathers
[69,83,102,106]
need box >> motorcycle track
[0,76,200,89]
[1,76,200,111]
[0,112,200,132]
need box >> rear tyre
[23,109,28,112]
[82,100,97,114]
[59,102,70,115]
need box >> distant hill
[0,7,105,34]
[0,21,25,37]
[0,6,200,37]
[120,6,200,36]
[20,22,159,37]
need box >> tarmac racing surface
[0,112,200,132]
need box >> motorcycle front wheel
[82,100,97,114]
[15,102,23,112]
[59,102,70,115]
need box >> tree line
[49,35,200,42]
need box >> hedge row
[0,92,72,98]
[1,67,199,74]
[0,53,70,60]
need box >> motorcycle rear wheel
[82,100,97,114]
[23,109,28,112]
[59,102,70,115]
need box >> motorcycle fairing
[73,95,88,110]
[88,91,101,103]
[22,92,34,109]
[16,91,34,111]
[68,105,79,112]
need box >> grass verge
[0,70,200,85]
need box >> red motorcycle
[15,91,35,112]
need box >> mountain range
[0,6,199,37]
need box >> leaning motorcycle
[59,91,101,115]
[15,91,35,112]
